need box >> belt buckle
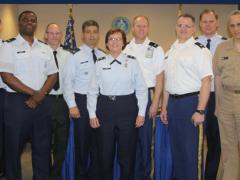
[234,90,240,94]
[109,96,116,101]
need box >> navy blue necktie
[53,50,60,91]
[92,49,97,63]
[110,59,121,65]
[206,39,211,50]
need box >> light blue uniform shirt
[49,46,71,95]
[195,33,226,55]
[63,44,106,108]
[0,34,58,93]
[87,53,148,118]
[195,33,226,91]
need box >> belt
[100,93,134,101]
[170,91,199,99]
[222,85,240,94]
[48,94,63,98]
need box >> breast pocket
[37,53,51,75]
[14,53,30,75]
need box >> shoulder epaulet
[38,40,47,44]
[5,38,16,43]
[127,55,136,59]
[221,36,227,40]
[97,56,106,62]
[195,42,205,49]
[195,36,199,40]
[149,41,159,48]
[72,48,81,54]
[98,48,106,54]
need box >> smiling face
[176,16,196,43]
[45,24,62,48]
[18,12,37,37]
[132,16,149,43]
[200,12,218,37]
[106,32,124,55]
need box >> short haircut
[227,10,240,25]
[45,22,61,33]
[178,13,196,24]
[199,9,219,20]
[82,20,99,32]
[132,15,150,26]
[18,10,37,22]
[105,28,127,50]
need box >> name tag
[220,56,229,60]
[102,68,111,70]
[80,61,88,64]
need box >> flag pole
[178,4,182,16]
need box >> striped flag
[64,6,77,53]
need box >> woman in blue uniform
[87,28,148,180]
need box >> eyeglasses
[176,24,193,29]
[108,37,122,42]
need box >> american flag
[64,7,77,53]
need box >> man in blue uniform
[63,20,105,180]
[195,9,226,180]
[44,23,71,180]
[0,11,58,180]
[161,13,212,180]
[124,16,164,180]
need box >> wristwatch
[196,109,205,115]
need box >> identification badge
[145,47,154,58]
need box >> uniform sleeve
[213,46,221,76]
[133,60,148,116]
[197,48,213,80]
[0,43,15,73]
[63,54,77,108]
[154,46,165,75]
[87,65,99,119]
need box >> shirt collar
[16,34,39,47]
[173,36,195,49]
[82,44,96,53]
[130,37,150,47]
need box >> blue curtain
[62,119,75,180]
[154,116,173,180]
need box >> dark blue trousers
[96,94,138,180]
[134,90,152,180]
[205,92,221,180]
[168,94,204,180]
[73,93,91,180]
[4,92,51,180]
[0,88,5,173]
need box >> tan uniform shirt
[214,38,240,90]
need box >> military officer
[123,15,164,180]
[0,11,58,180]
[161,13,212,180]
[87,28,148,180]
[63,20,105,180]
[195,9,226,180]
[44,23,71,180]
[213,10,240,180]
